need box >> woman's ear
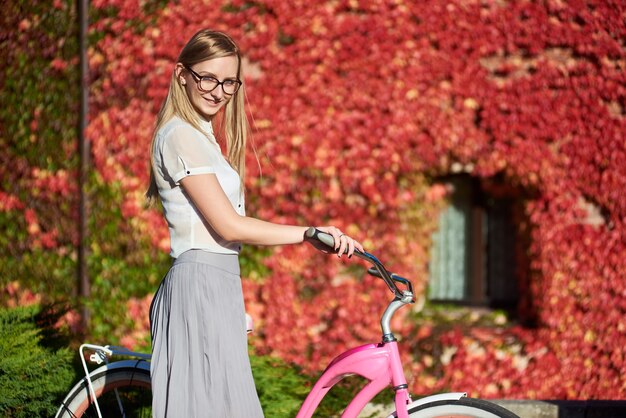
[175,63,186,86]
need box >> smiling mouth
[205,97,222,105]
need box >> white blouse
[152,116,245,258]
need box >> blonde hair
[146,29,248,202]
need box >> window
[428,175,518,309]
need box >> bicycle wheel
[406,397,520,418]
[56,361,151,418]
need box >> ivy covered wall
[1,0,625,399]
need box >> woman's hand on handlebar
[305,226,364,258]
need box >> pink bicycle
[56,228,519,418]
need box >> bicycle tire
[406,397,520,418]
[56,361,151,418]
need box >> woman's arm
[180,173,363,255]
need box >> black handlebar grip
[305,227,335,248]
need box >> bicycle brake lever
[368,268,415,299]
[367,267,382,278]
[368,267,406,283]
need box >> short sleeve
[160,124,220,184]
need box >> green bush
[0,305,76,418]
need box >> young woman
[147,29,362,417]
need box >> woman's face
[177,55,240,121]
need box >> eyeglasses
[184,65,242,95]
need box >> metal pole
[77,0,90,331]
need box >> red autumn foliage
[7,0,626,400]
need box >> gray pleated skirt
[149,250,264,418]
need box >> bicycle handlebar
[305,227,415,302]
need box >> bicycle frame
[71,334,465,418]
[297,340,406,418]
[296,340,466,418]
